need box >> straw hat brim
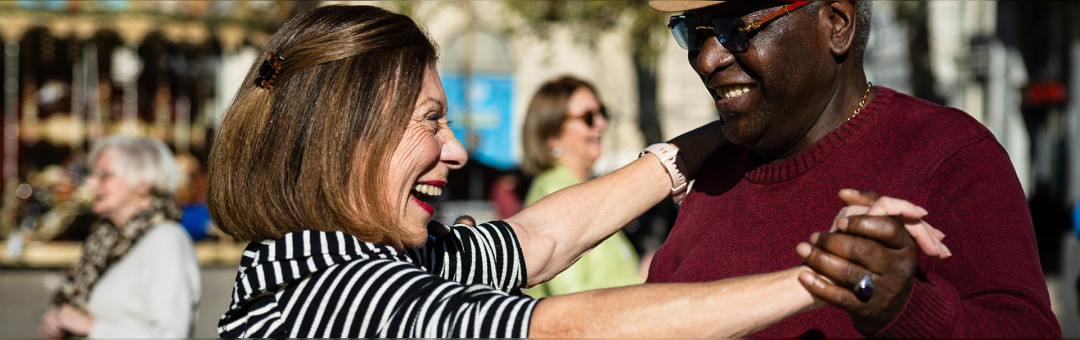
[648,1,725,12]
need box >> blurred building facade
[0,1,321,243]
[0,0,1076,280]
[0,0,1077,336]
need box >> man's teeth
[720,85,751,99]
[413,183,442,197]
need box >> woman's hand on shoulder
[667,120,727,178]
[39,308,63,338]
[453,215,476,227]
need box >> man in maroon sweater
[648,0,1059,337]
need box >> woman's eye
[424,116,442,133]
[432,120,454,135]
[423,110,450,133]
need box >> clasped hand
[796,189,950,334]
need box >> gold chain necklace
[847,81,873,121]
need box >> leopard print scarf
[51,196,182,310]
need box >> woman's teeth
[720,85,751,99]
[413,183,442,197]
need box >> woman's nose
[440,129,468,170]
[593,112,609,131]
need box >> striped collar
[228,229,423,311]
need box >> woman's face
[550,87,607,172]
[86,149,143,222]
[386,66,468,248]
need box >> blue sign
[442,72,516,170]
[17,0,69,10]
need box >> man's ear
[824,1,858,59]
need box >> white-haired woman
[39,135,200,338]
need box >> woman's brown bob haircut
[520,76,600,176]
[208,5,437,249]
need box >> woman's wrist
[640,143,689,203]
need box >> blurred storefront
[0,1,319,267]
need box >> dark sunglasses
[667,1,810,52]
[567,106,609,128]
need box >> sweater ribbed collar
[743,86,892,184]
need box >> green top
[521,163,642,298]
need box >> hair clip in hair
[254,52,286,89]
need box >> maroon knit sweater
[648,87,1060,337]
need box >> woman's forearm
[506,121,727,285]
[506,155,671,284]
[529,267,821,338]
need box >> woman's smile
[410,180,445,215]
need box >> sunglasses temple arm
[743,0,812,31]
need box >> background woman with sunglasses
[519,76,643,299]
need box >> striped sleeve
[419,220,529,292]
[274,258,537,338]
[219,225,538,338]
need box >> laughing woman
[209,5,946,338]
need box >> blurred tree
[380,0,423,18]
[501,0,668,144]
[894,1,944,105]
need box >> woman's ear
[546,135,565,158]
[137,182,153,198]
[546,135,561,151]
[824,1,858,59]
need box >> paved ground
[0,266,236,338]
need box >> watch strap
[640,143,689,204]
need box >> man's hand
[796,189,948,334]
[831,189,950,259]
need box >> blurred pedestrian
[40,135,200,338]
[519,76,642,298]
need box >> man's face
[687,1,838,160]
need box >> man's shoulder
[874,87,997,147]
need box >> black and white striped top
[217,220,538,338]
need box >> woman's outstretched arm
[530,267,821,338]
[505,121,726,285]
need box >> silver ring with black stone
[854,273,875,301]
